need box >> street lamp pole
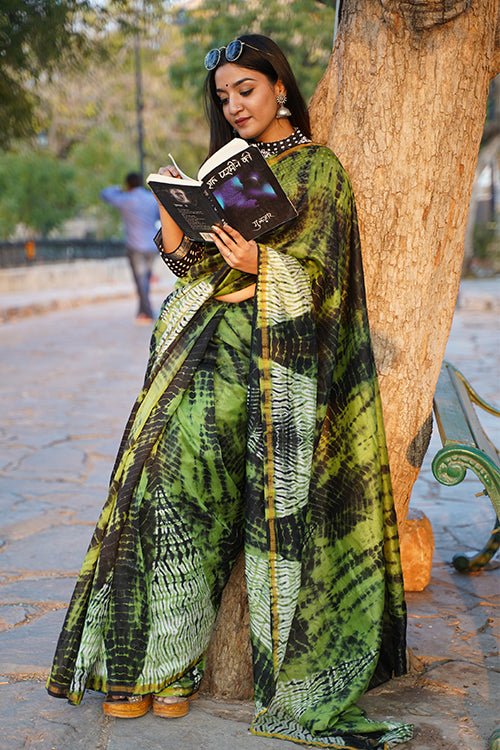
[134,31,145,182]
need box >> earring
[276,93,291,119]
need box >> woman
[47,34,413,749]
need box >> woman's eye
[240,89,253,97]
[219,99,228,106]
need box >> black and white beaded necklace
[254,128,310,159]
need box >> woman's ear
[274,80,287,98]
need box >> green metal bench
[432,361,500,572]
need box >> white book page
[146,172,201,187]
[168,153,195,182]
[197,138,250,182]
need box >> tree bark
[204,0,500,697]
[309,0,499,528]
[200,554,254,699]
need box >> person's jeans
[127,248,155,318]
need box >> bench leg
[432,445,500,573]
[452,517,500,573]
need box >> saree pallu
[47,143,413,749]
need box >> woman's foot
[103,693,152,718]
[152,694,191,718]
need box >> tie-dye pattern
[47,143,412,749]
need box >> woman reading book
[47,34,413,749]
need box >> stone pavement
[0,279,499,750]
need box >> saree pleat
[47,299,253,702]
[48,143,413,748]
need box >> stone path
[0,290,498,750]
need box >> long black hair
[204,34,311,157]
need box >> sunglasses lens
[225,40,243,62]
[204,48,221,70]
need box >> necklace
[254,128,310,158]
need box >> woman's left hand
[210,224,258,275]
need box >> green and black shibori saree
[47,142,413,749]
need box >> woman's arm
[158,204,184,253]
[152,164,206,276]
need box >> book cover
[147,139,297,243]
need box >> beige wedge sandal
[103,694,152,718]
[152,691,198,719]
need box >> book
[146,138,298,243]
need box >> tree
[202,0,500,699]
[0,151,77,235]
[0,0,163,150]
[0,0,91,148]
[309,0,499,530]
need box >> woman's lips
[235,117,250,126]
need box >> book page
[167,153,195,182]
[197,139,250,182]
[146,172,201,187]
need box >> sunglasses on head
[204,39,269,71]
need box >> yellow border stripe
[259,246,280,676]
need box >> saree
[47,143,413,749]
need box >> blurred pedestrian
[100,173,160,323]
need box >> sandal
[152,692,198,719]
[103,693,152,718]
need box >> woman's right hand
[157,166,180,179]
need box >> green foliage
[0,151,77,236]
[0,0,89,147]
[473,222,497,260]
[0,0,164,149]
[70,129,131,206]
[70,129,136,237]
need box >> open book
[146,138,297,243]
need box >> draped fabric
[47,143,413,749]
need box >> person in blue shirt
[100,173,160,323]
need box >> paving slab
[0,680,105,750]
[0,577,75,605]
[0,525,91,573]
[107,697,299,750]
[0,609,66,675]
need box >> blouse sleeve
[153,229,204,277]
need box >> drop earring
[276,92,291,119]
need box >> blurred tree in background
[0,151,77,235]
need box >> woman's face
[214,63,294,143]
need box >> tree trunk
[200,554,254,699]
[203,0,500,697]
[309,0,499,528]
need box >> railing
[0,239,126,268]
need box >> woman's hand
[210,224,258,275]
[157,165,180,178]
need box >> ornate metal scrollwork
[432,444,500,571]
[432,445,499,514]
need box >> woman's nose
[227,96,242,115]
